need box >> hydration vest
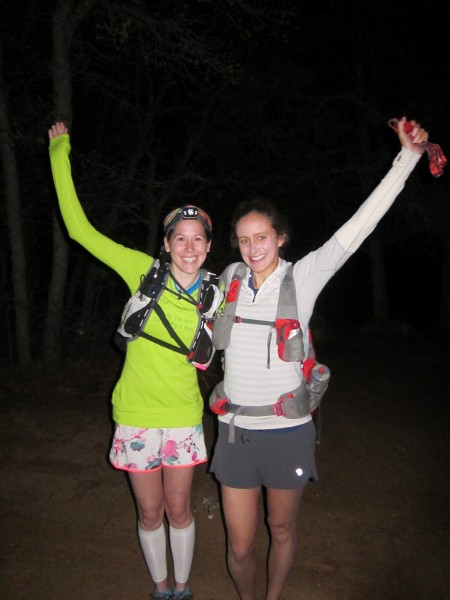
[115,259,223,371]
[210,263,330,441]
[213,263,309,367]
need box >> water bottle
[309,363,330,392]
[306,363,330,413]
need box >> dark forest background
[1,0,449,369]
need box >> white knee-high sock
[138,522,168,583]
[169,519,195,584]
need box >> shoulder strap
[139,259,169,302]
[280,265,315,360]
[221,263,247,317]
[222,263,273,325]
[277,265,299,321]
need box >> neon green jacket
[49,134,204,427]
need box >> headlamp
[163,205,212,237]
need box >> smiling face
[164,219,211,288]
[235,211,286,288]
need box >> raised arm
[48,122,151,289]
[334,117,428,254]
[48,121,110,254]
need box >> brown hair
[230,197,291,250]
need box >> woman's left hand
[48,121,69,140]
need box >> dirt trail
[1,334,449,599]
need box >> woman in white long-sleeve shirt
[210,118,429,600]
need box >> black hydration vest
[115,259,222,370]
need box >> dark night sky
[1,0,449,358]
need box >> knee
[137,505,165,531]
[267,518,297,545]
[164,498,192,528]
[228,539,256,565]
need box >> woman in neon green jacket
[49,121,215,600]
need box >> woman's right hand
[48,121,68,140]
[396,117,428,155]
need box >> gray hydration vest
[115,259,223,370]
[210,263,330,441]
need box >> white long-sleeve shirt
[219,147,421,430]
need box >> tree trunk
[44,0,75,366]
[0,44,32,368]
[351,30,390,327]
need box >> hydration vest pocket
[189,320,215,371]
[274,381,309,417]
[209,380,230,415]
[200,283,224,319]
[275,318,304,362]
[115,291,154,350]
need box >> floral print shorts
[109,424,207,472]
